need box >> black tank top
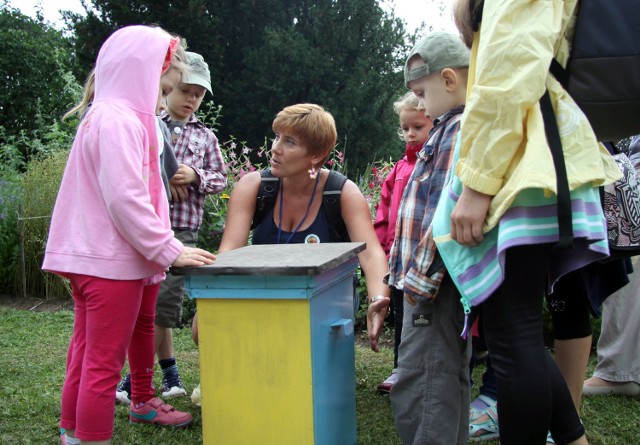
[252,205,333,244]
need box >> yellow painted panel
[197,298,314,444]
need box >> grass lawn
[1,304,638,444]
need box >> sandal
[469,394,497,422]
[469,405,499,442]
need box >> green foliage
[356,157,395,219]
[0,5,81,165]
[65,0,410,176]
[20,149,71,298]
[198,137,270,252]
[195,100,270,253]
[0,165,23,295]
[0,119,75,298]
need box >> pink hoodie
[43,26,183,282]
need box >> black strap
[540,90,574,249]
[471,0,484,32]
[251,168,349,242]
[549,58,568,89]
[323,170,350,242]
[251,169,279,230]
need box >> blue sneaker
[161,367,187,398]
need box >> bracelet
[369,295,386,304]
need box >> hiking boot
[129,397,193,428]
[115,373,131,405]
[161,368,187,398]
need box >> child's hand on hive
[172,246,216,267]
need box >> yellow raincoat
[456,0,621,233]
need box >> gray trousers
[390,277,471,445]
[593,267,640,384]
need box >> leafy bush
[21,149,70,298]
[0,119,75,298]
[0,6,81,166]
[0,165,23,295]
[197,138,269,253]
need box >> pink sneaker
[129,397,193,428]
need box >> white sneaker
[161,369,187,398]
[115,373,131,405]
[115,389,131,405]
[162,385,187,398]
[191,383,202,407]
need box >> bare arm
[340,180,390,352]
[217,172,262,253]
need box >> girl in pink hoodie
[43,25,215,444]
[373,92,433,393]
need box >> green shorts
[155,229,198,328]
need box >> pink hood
[43,26,183,282]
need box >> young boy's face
[166,83,207,121]
[399,109,432,146]
[406,58,452,120]
[156,67,181,115]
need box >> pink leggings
[60,274,159,441]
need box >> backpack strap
[540,90,573,249]
[471,0,484,32]
[470,2,574,249]
[251,168,350,241]
[323,170,350,242]
[251,169,280,230]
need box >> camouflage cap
[184,51,212,95]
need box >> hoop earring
[308,165,318,179]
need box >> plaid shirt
[161,112,227,230]
[387,106,463,300]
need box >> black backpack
[251,169,351,242]
[473,0,640,143]
[474,0,640,249]
[545,0,640,247]
[551,0,640,142]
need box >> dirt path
[0,294,73,311]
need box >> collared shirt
[161,112,227,230]
[387,106,463,300]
